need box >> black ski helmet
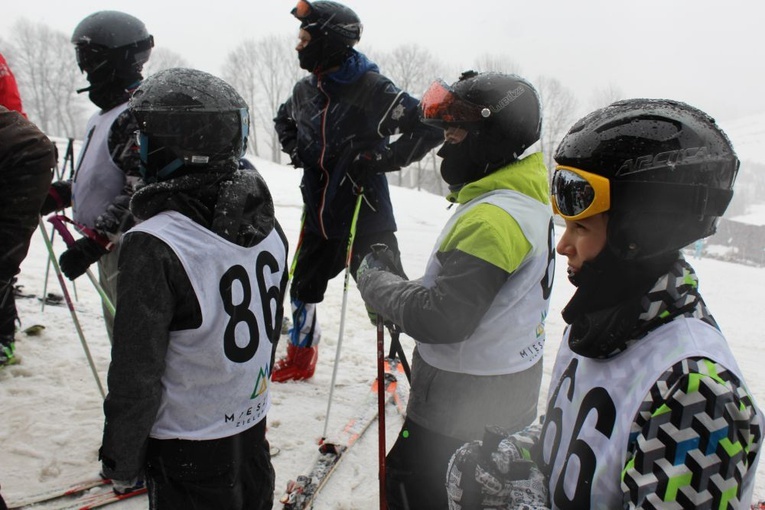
[71,11,153,78]
[554,98,738,260]
[421,70,542,186]
[129,68,250,182]
[291,0,362,73]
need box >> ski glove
[356,244,408,326]
[446,429,549,510]
[94,195,135,237]
[40,180,72,215]
[356,244,407,282]
[347,147,398,185]
[59,237,109,280]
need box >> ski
[52,486,146,510]
[8,477,109,508]
[280,369,399,509]
[8,478,146,510]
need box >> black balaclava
[438,129,516,188]
[561,244,678,358]
[298,31,352,74]
[79,63,142,110]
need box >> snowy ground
[1,155,764,509]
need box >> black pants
[385,418,467,510]
[145,420,274,510]
[290,229,400,303]
[0,153,52,336]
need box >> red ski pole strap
[47,214,115,251]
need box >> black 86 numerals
[219,252,281,363]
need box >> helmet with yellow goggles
[553,98,738,259]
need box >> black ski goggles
[551,166,611,220]
[419,79,490,128]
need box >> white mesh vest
[541,318,762,509]
[129,211,286,440]
[71,104,128,228]
[417,189,554,375]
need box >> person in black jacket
[39,11,153,343]
[273,0,443,382]
[99,68,288,507]
[0,106,55,367]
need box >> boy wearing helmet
[99,68,288,507]
[446,99,763,509]
[272,0,443,382]
[355,70,554,509]
[39,11,154,342]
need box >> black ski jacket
[274,50,442,239]
[99,167,289,480]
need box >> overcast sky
[2,0,764,128]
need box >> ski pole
[44,138,76,309]
[41,223,55,313]
[47,215,115,318]
[38,217,106,398]
[322,192,364,441]
[376,315,388,509]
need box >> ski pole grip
[47,215,76,248]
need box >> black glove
[94,195,135,236]
[355,244,407,282]
[282,141,303,168]
[347,147,397,185]
[355,244,408,326]
[446,428,548,510]
[40,181,72,215]
[59,237,109,280]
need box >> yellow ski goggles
[551,166,611,220]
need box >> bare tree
[7,19,90,138]
[536,75,579,177]
[223,35,301,161]
[142,48,190,77]
[590,83,625,112]
[372,44,447,188]
[472,53,523,75]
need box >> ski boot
[272,343,319,382]
[0,335,16,368]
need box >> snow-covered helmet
[552,98,738,260]
[291,0,362,73]
[129,68,250,182]
[420,70,542,186]
[71,11,153,79]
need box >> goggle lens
[292,0,313,20]
[551,166,610,220]
[420,80,489,127]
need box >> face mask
[298,37,350,74]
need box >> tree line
[2,17,761,215]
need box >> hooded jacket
[274,50,443,239]
[100,169,289,480]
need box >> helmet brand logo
[616,146,709,176]
[490,85,526,113]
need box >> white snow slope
[1,156,764,509]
